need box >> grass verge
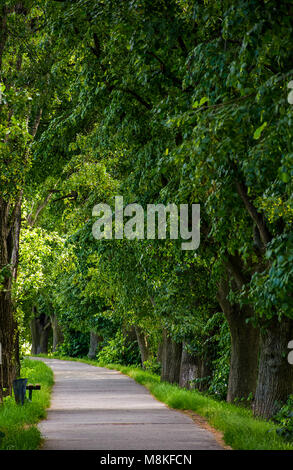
[37,354,293,451]
[0,358,53,450]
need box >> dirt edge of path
[181,410,232,450]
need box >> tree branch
[0,7,8,71]
[27,192,53,227]
[147,51,183,88]
[30,108,43,138]
[122,88,152,110]
[27,183,60,227]
[235,180,272,246]
[178,35,188,56]
[52,190,78,203]
[225,254,250,290]
[190,93,255,115]
[89,34,152,110]
[10,191,23,280]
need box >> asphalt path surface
[35,358,223,450]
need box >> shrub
[56,329,89,357]
[97,331,140,366]
[273,395,293,441]
[143,357,161,374]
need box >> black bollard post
[12,378,28,405]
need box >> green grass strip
[0,358,53,450]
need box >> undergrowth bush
[273,395,293,441]
[97,331,140,366]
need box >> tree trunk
[30,315,38,356]
[179,345,213,391]
[161,329,182,384]
[135,326,149,366]
[0,6,41,394]
[51,313,64,352]
[122,325,137,343]
[0,292,18,395]
[179,345,198,389]
[253,316,293,419]
[87,330,102,359]
[196,356,213,392]
[0,197,20,395]
[157,340,163,364]
[217,278,259,404]
[0,6,8,70]
[30,310,51,355]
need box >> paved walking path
[36,358,223,450]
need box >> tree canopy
[0,0,292,419]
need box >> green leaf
[253,122,268,140]
[280,172,290,183]
[192,96,209,109]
